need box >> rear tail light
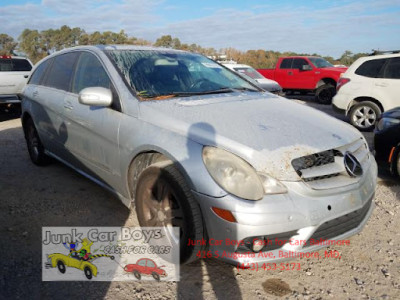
[337,78,350,92]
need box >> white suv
[332,52,400,131]
[0,55,33,106]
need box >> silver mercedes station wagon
[21,45,377,265]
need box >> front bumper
[0,95,21,104]
[193,157,377,265]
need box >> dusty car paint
[22,45,377,265]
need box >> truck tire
[315,84,335,104]
[349,101,381,131]
[135,161,206,264]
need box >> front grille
[305,197,373,246]
[291,138,370,190]
[236,230,298,253]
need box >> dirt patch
[262,278,291,296]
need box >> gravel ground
[0,99,399,300]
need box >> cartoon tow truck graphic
[45,238,114,280]
[124,258,167,281]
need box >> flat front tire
[135,161,205,264]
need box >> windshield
[106,50,258,99]
[308,57,334,68]
[233,67,264,80]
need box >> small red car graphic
[124,258,167,281]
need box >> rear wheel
[349,101,381,131]
[135,161,205,264]
[24,118,52,166]
[315,84,335,104]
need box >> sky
[0,0,399,58]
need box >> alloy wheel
[352,106,377,128]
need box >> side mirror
[301,65,312,71]
[78,87,112,107]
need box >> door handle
[375,82,388,87]
[288,71,293,75]
[64,101,74,110]
[24,75,29,78]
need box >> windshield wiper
[169,88,236,96]
[140,88,237,99]
[232,87,259,92]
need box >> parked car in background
[258,56,347,104]
[374,107,400,177]
[333,51,400,131]
[22,45,376,266]
[0,55,33,108]
[222,63,282,94]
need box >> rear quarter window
[355,58,387,78]
[12,59,32,71]
[279,58,293,69]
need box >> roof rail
[370,49,400,56]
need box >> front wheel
[349,101,381,131]
[135,161,205,264]
[390,146,400,177]
[84,266,93,280]
[57,261,66,274]
[315,84,335,104]
[133,270,141,280]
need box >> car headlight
[202,147,287,200]
[376,117,400,131]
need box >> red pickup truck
[258,56,347,104]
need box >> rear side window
[12,59,32,71]
[382,57,400,79]
[45,52,80,91]
[72,52,111,94]
[0,59,12,71]
[292,58,309,69]
[29,59,52,85]
[355,59,386,78]
[280,58,293,69]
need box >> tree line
[0,25,368,67]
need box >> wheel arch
[126,150,195,204]
[316,77,337,89]
[349,97,384,114]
